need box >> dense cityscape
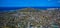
[0,8,60,28]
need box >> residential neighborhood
[0,8,60,28]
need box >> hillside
[0,8,60,28]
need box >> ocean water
[0,7,48,12]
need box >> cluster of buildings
[0,8,60,28]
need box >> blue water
[0,7,47,12]
[0,7,60,12]
[0,0,60,11]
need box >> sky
[0,0,60,11]
[0,0,60,7]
